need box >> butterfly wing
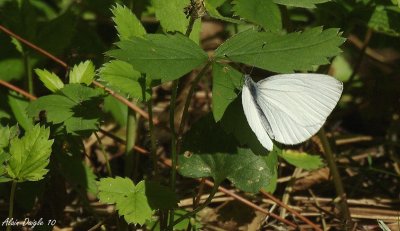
[255,73,343,145]
[241,81,274,151]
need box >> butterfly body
[242,74,343,151]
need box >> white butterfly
[241,73,343,151]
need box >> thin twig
[260,189,323,231]
[318,128,353,229]
[0,80,37,100]
[0,24,156,124]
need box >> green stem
[6,181,17,231]
[176,61,212,152]
[169,9,198,229]
[171,183,219,227]
[318,128,353,229]
[147,98,157,175]
[23,51,33,94]
[125,102,138,180]
[94,132,113,177]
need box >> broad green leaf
[35,69,64,92]
[0,58,24,81]
[279,150,323,170]
[145,209,193,230]
[98,60,148,100]
[205,0,244,24]
[0,149,11,182]
[215,27,345,73]
[262,147,279,193]
[6,125,53,182]
[107,34,208,81]
[212,63,242,122]
[220,98,268,155]
[233,0,282,31]
[111,3,146,40]
[69,60,95,85]
[273,0,330,8]
[208,0,227,7]
[152,0,189,33]
[179,115,271,193]
[27,84,104,135]
[98,178,178,225]
[8,92,33,130]
[368,5,400,37]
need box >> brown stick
[260,190,323,231]
[0,80,37,100]
[0,24,155,124]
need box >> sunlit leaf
[111,3,146,40]
[69,60,96,85]
[233,0,282,31]
[6,125,53,182]
[107,34,208,81]
[35,69,64,92]
[212,63,242,122]
[273,0,330,8]
[279,150,323,170]
[215,27,345,73]
[98,177,178,225]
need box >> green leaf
[107,34,208,81]
[8,92,33,131]
[178,115,271,192]
[212,63,242,122]
[111,3,146,40]
[69,60,95,85]
[273,0,330,8]
[97,178,178,225]
[34,69,64,92]
[368,5,400,37]
[98,60,148,100]
[220,98,268,155]
[0,58,24,81]
[215,27,345,73]
[152,0,189,33]
[233,0,282,31]
[279,150,323,170]
[262,147,279,193]
[6,125,53,182]
[205,0,244,24]
[27,84,104,135]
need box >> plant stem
[6,181,17,231]
[176,61,212,152]
[147,97,157,176]
[23,51,33,94]
[168,7,198,229]
[125,102,138,180]
[94,132,113,177]
[318,128,353,229]
[172,183,219,227]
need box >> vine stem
[6,181,17,231]
[318,128,353,229]
[168,4,198,228]
[125,99,138,180]
[147,98,158,176]
[171,183,219,227]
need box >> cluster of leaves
[1,0,399,229]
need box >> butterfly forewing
[241,77,274,151]
[242,73,343,148]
